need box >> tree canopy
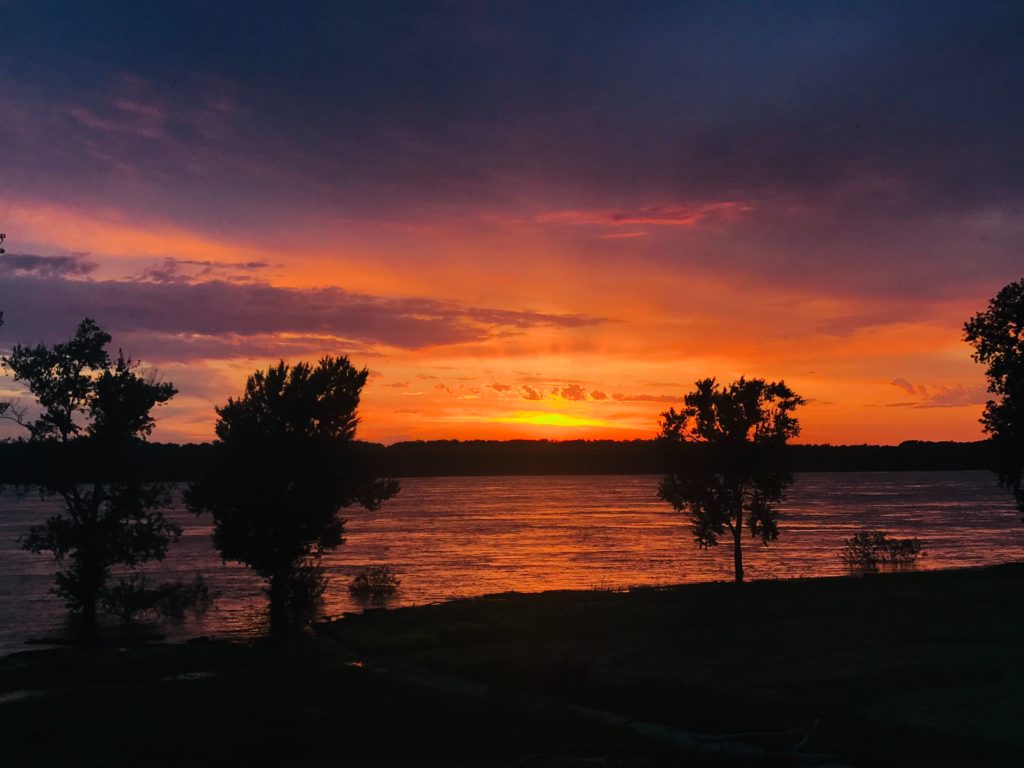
[3,319,179,634]
[658,377,805,582]
[187,356,399,631]
[965,278,1024,517]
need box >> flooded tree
[965,278,1024,518]
[2,319,180,637]
[658,377,805,583]
[187,357,400,633]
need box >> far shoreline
[0,438,998,483]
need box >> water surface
[1,471,1021,656]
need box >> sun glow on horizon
[488,411,621,429]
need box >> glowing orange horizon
[0,197,996,447]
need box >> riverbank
[322,563,1024,766]
[2,564,1022,766]
[5,471,1020,658]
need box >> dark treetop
[658,377,805,582]
[965,277,1024,518]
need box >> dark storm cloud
[0,274,606,355]
[3,2,1022,229]
[0,1,1021,333]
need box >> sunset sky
[0,2,1021,444]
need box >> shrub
[279,562,328,622]
[841,530,923,570]
[348,566,401,604]
[101,574,215,624]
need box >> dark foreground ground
[3,565,1023,767]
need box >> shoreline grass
[2,563,1022,766]
[321,563,1024,767]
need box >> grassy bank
[2,565,1022,766]
[0,638,731,767]
[323,564,1024,767]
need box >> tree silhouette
[965,278,1024,518]
[658,377,805,583]
[186,357,400,633]
[1,232,6,329]
[2,319,179,636]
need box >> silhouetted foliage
[101,574,215,624]
[0,234,4,331]
[2,319,182,637]
[840,530,923,570]
[965,278,1024,519]
[348,565,401,605]
[186,357,400,633]
[658,377,805,583]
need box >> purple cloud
[0,274,607,358]
[0,253,98,278]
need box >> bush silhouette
[840,530,923,570]
[348,566,401,605]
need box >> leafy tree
[965,278,1024,518]
[2,319,179,635]
[658,377,805,583]
[0,232,7,330]
[186,357,400,632]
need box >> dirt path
[320,635,849,767]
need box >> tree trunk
[78,595,98,642]
[267,573,290,637]
[78,503,102,643]
[733,510,744,583]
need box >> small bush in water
[102,574,215,624]
[348,566,401,604]
[841,530,923,569]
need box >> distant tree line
[0,437,996,483]
[380,438,996,476]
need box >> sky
[0,1,1022,444]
